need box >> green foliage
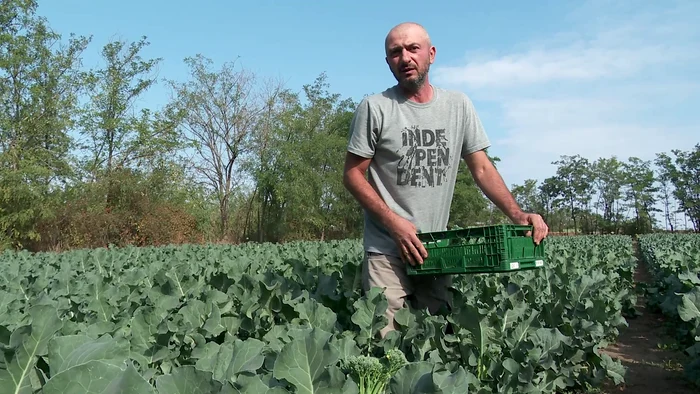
[655,145,700,231]
[0,0,89,250]
[639,233,700,388]
[165,54,289,241]
[622,157,660,234]
[547,155,594,234]
[511,179,541,214]
[513,145,700,235]
[591,157,625,233]
[449,153,507,228]
[241,73,362,243]
[0,0,696,253]
[0,235,639,392]
[76,35,182,197]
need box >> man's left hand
[512,212,549,245]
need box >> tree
[240,80,293,242]
[591,157,625,233]
[0,0,89,249]
[449,153,503,227]
[77,36,180,184]
[621,157,659,234]
[549,155,594,234]
[655,152,677,231]
[511,179,541,214]
[167,54,281,240]
[657,145,700,231]
[247,73,359,242]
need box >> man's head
[384,22,435,94]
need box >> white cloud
[435,44,682,89]
[434,1,699,90]
[431,0,700,194]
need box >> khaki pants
[362,252,453,338]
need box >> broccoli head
[341,349,408,394]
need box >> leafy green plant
[639,233,700,388]
[0,235,641,393]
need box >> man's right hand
[385,214,428,266]
[343,152,428,266]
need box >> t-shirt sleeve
[461,95,491,157]
[347,98,379,158]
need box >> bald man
[343,22,548,337]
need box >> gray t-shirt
[347,84,491,257]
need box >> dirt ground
[598,244,696,394]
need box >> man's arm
[463,149,549,244]
[343,152,395,227]
[343,152,427,265]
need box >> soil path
[599,241,695,394]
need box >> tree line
[1,2,697,252]
[510,152,698,236]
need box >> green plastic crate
[405,224,545,275]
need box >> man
[343,22,548,337]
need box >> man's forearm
[471,164,524,222]
[343,172,397,228]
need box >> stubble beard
[395,63,429,94]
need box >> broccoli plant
[341,349,408,394]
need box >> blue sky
[37,0,698,224]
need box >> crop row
[639,233,700,388]
[0,235,637,393]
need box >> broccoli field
[0,234,699,393]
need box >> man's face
[385,27,435,92]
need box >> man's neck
[399,81,434,103]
